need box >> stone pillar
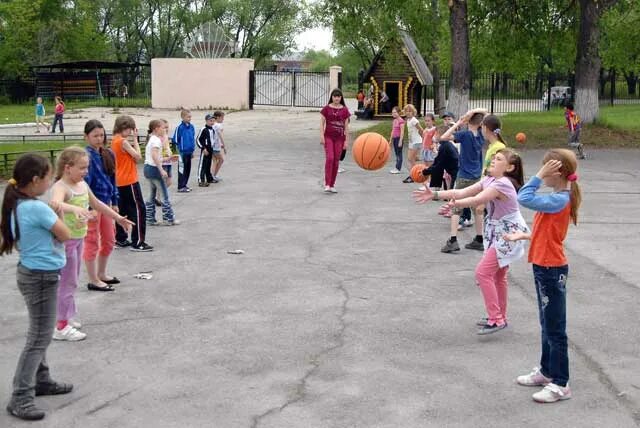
[329,66,342,91]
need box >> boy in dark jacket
[196,113,216,186]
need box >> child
[402,104,423,183]
[155,119,177,206]
[34,97,49,133]
[172,109,196,193]
[438,108,487,253]
[82,120,122,291]
[112,115,153,251]
[506,149,582,403]
[564,103,585,159]
[482,115,507,174]
[211,111,226,181]
[414,148,528,334]
[197,113,216,186]
[144,120,180,226]
[320,88,351,193]
[50,147,134,341]
[420,125,458,190]
[422,113,437,168]
[388,106,405,174]
[50,96,65,133]
[1,154,73,421]
[441,111,455,128]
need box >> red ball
[352,132,390,170]
[411,163,428,183]
[515,132,527,144]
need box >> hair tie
[7,178,17,186]
[567,173,578,182]
[494,128,501,135]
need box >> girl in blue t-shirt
[0,154,73,421]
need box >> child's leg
[495,264,509,322]
[474,247,506,326]
[197,150,206,183]
[11,266,58,404]
[533,265,569,386]
[57,239,83,325]
[204,154,214,182]
[83,216,101,283]
[115,185,131,243]
[323,136,336,186]
[131,182,147,246]
[97,211,116,279]
[329,137,343,186]
[59,115,64,132]
[158,176,176,222]
[393,137,403,170]
[144,174,158,223]
[212,152,224,177]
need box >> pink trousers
[475,246,509,326]
[82,212,115,261]
[324,135,344,187]
[58,239,83,321]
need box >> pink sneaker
[532,383,571,403]
[516,367,552,386]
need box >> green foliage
[601,0,640,73]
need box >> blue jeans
[51,114,64,133]
[533,264,569,387]
[143,164,175,223]
[392,137,402,170]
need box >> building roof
[363,31,433,85]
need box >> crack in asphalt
[250,213,357,428]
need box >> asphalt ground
[1,107,639,427]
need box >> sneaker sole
[533,392,571,403]
[477,324,507,335]
[130,248,153,252]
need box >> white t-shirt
[406,117,421,146]
[212,123,224,151]
[144,135,163,166]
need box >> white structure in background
[183,22,237,59]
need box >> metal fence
[0,68,151,107]
[422,71,640,114]
[250,70,331,108]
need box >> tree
[446,0,471,118]
[574,0,618,123]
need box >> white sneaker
[338,167,346,173]
[163,219,181,226]
[532,383,571,403]
[329,187,338,193]
[53,325,86,341]
[516,367,552,386]
[324,186,331,193]
[68,319,82,329]
[389,168,400,174]
[417,185,426,191]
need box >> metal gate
[250,70,331,108]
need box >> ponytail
[569,181,582,225]
[542,148,582,225]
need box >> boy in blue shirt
[34,97,49,133]
[172,109,196,192]
[438,108,487,253]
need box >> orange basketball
[352,132,390,170]
[515,132,527,144]
[411,163,428,183]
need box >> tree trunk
[575,0,618,123]
[447,0,470,118]
[624,71,637,95]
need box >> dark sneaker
[441,239,460,253]
[115,240,132,248]
[477,323,507,335]
[198,182,209,187]
[465,240,484,251]
[177,188,189,193]
[130,243,154,252]
[148,220,160,226]
[402,176,414,183]
[154,198,162,207]
[6,401,45,421]
[35,381,73,396]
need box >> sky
[295,27,334,53]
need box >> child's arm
[122,139,142,161]
[504,231,531,241]
[87,188,134,231]
[415,121,424,136]
[49,182,91,219]
[219,129,227,153]
[343,118,350,148]
[320,116,326,144]
[518,160,570,213]
[399,121,404,145]
[413,181,483,204]
[448,187,503,209]
[50,218,72,242]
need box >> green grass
[0,98,151,125]
[356,105,640,148]
[0,141,79,153]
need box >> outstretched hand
[117,216,135,233]
[412,187,434,204]
[503,231,530,242]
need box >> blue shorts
[423,149,435,162]
[162,165,172,177]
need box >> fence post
[3,153,7,175]
[248,70,255,110]
[610,69,615,107]
[50,150,56,165]
[490,73,495,114]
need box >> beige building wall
[152,58,255,110]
